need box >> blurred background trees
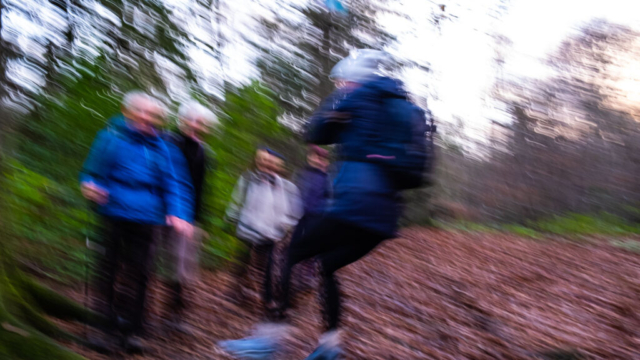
[1,0,640,285]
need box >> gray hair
[122,91,168,117]
[178,101,218,126]
[121,91,152,111]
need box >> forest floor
[51,228,640,360]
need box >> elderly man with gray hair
[159,100,218,334]
[80,91,195,354]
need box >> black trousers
[277,217,387,331]
[233,240,276,310]
[288,215,319,287]
[92,218,157,335]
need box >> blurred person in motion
[288,145,331,297]
[158,101,218,334]
[224,147,301,311]
[80,91,194,354]
[220,49,428,360]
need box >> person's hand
[81,181,109,205]
[167,215,194,238]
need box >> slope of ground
[54,229,640,359]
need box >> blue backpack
[369,98,435,190]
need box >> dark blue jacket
[306,76,403,237]
[80,116,194,224]
[295,166,331,216]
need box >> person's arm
[277,179,302,236]
[161,142,195,236]
[305,89,353,145]
[225,174,248,225]
[293,170,308,203]
[79,130,114,204]
[324,172,333,203]
[286,182,303,225]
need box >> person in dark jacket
[287,145,331,295]
[219,50,402,360]
[80,91,194,353]
[296,145,331,216]
[159,101,218,334]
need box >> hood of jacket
[360,75,407,99]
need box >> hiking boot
[303,344,342,360]
[303,330,342,360]
[85,333,116,355]
[122,335,149,354]
[218,337,278,360]
[219,323,291,360]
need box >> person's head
[264,148,286,175]
[255,147,286,175]
[255,148,273,174]
[121,91,166,134]
[270,153,286,176]
[177,101,218,140]
[329,49,392,89]
[307,145,329,172]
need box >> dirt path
[58,229,640,359]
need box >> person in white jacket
[225,147,302,310]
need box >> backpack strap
[225,171,252,225]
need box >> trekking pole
[83,234,90,339]
[83,213,105,339]
[82,202,94,339]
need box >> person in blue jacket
[219,50,403,360]
[80,91,194,354]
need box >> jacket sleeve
[79,129,115,189]
[161,142,195,222]
[293,170,308,201]
[305,89,353,145]
[225,174,247,224]
[324,173,333,202]
[285,182,303,226]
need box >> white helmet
[329,49,392,83]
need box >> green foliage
[0,256,106,359]
[501,224,541,238]
[438,211,640,239]
[3,54,303,281]
[16,55,135,184]
[2,160,94,281]
[531,212,640,236]
[435,220,500,233]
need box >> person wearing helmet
[219,49,404,360]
